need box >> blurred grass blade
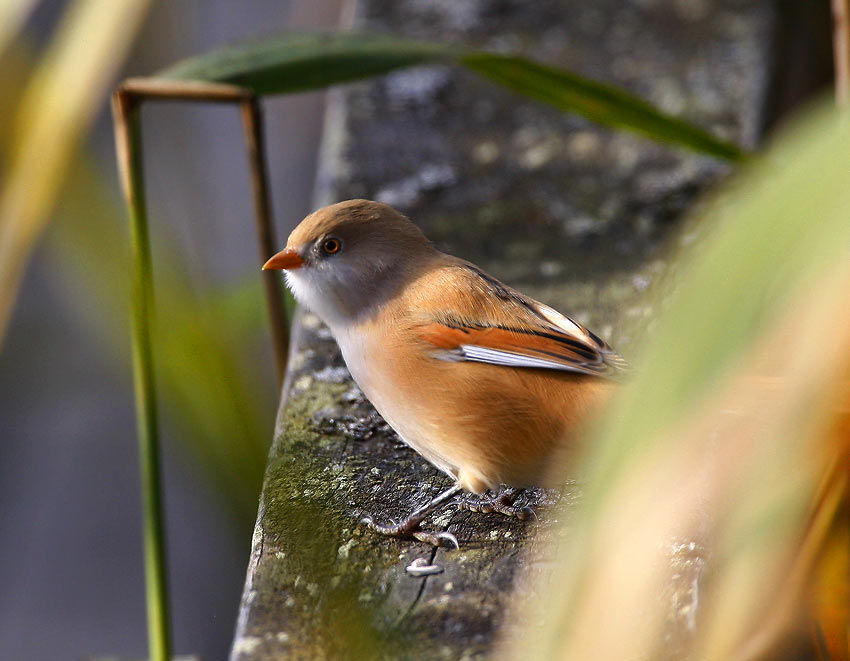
[157,32,744,161]
[0,0,151,346]
[0,0,39,56]
[500,103,850,659]
[158,32,457,95]
[460,53,745,162]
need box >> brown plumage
[263,199,626,543]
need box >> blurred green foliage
[503,101,850,659]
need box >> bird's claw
[359,514,458,548]
[412,529,459,549]
[458,493,535,521]
[360,515,404,536]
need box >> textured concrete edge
[229,312,305,660]
[228,86,348,659]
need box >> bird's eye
[321,237,341,255]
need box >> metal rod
[111,89,171,661]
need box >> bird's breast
[333,324,461,480]
[332,319,613,493]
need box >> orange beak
[262,248,304,270]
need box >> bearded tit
[264,199,627,547]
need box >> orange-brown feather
[376,322,614,492]
[416,323,596,370]
[344,256,620,493]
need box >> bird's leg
[457,486,535,521]
[360,484,463,548]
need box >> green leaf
[158,32,744,161]
[460,52,746,162]
[158,32,457,95]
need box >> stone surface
[231,1,776,658]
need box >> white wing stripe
[458,345,591,374]
[535,303,586,337]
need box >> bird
[263,199,628,547]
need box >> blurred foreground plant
[0,0,150,344]
[499,102,850,660]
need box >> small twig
[833,0,850,107]
[241,97,290,384]
[119,77,251,102]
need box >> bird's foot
[360,514,459,549]
[359,484,462,548]
[457,487,535,521]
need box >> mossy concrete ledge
[231,1,776,658]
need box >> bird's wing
[413,262,630,379]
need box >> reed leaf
[158,32,457,95]
[460,53,746,162]
[157,31,744,161]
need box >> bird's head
[263,199,435,328]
